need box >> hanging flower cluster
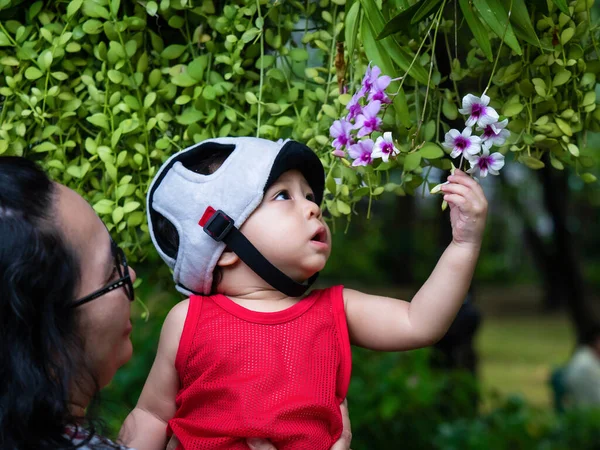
[329,65,399,166]
[443,94,509,177]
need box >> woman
[0,156,351,449]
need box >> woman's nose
[129,266,137,283]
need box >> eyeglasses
[72,240,135,308]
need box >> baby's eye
[306,192,316,203]
[274,190,291,201]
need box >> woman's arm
[119,300,189,450]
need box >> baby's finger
[447,172,485,202]
[441,182,473,199]
[443,193,468,209]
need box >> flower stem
[482,0,513,96]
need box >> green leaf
[503,102,524,117]
[519,155,545,169]
[551,0,569,14]
[274,116,295,126]
[472,0,522,55]
[87,113,110,129]
[67,0,83,18]
[336,199,351,215]
[420,143,444,159]
[394,88,411,127]
[0,32,11,47]
[123,201,141,213]
[378,1,422,39]
[555,118,572,136]
[82,19,103,34]
[241,27,260,43]
[245,91,258,104]
[110,0,120,15]
[93,199,114,215]
[188,55,208,80]
[458,0,493,62]
[345,1,360,57]
[144,92,156,108]
[32,142,57,152]
[172,71,198,87]
[176,107,203,125]
[510,0,542,49]
[146,0,158,15]
[552,69,571,87]
[82,0,110,19]
[322,104,338,119]
[442,99,458,120]
[24,66,43,80]
[581,173,597,183]
[161,44,186,60]
[412,0,444,24]
[404,152,422,171]
[567,143,579,157]
[0,140,8,154]
[112,206,124,224]
[289,48,309,61]
[360,17,396,85]
[560,28,575,45]
[360,0,431,85]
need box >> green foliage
[349,347,479,449]
[0,0,348,257]
[1,0,598,260]
[435,397,600,450]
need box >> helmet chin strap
[199,207,318,297]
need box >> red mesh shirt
[168,285,351,450]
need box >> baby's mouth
[310,229,326,243]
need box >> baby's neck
[218,287,304,312]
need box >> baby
[120,137,487,449]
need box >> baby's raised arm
[345,170,487,351]
[119,300,189,450]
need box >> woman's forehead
[54,184,110,259]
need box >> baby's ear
[216,248,239,267]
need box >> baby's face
[240,170,331,283]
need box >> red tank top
[168,285,351,450]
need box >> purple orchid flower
[371,132,399,162]
[361,64,382,92]
[442,127,482,159]
[331,149,346,158]
[477,119,510,150]
[466,148,505,177]
[330,118,354,150]
[354,101,382,138]
[348,139,374,167]
[367,75,392,104]
[458,94,499,128]
[346,88,365,121]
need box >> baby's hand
[441,169,488,247]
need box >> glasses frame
[72,240,135,308]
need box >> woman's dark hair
[152,146,234,294]
[0,157,115,449]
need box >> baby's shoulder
[159,298,191,347]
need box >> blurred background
[101,139,600,448]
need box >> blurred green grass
[476,315,574,409]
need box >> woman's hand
[246,398,352,450]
